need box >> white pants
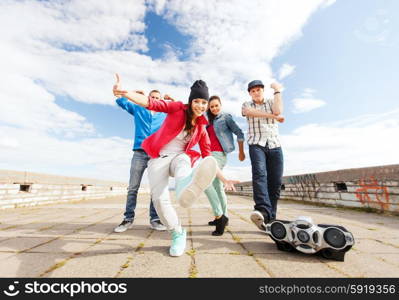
[147,153,192,231]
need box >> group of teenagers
[112,74,285,257]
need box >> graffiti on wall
[286,174,317,185]
[355,176,390,210]
[285,174,320,200]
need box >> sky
[0,0,398,183]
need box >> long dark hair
[206,95,221,125]
[184,98,210,133]
[184,100,195,133]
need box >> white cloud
[302,88,317,98]
[0,74,95,136]
[0,0,149,139]
[1,0,333,111]
[291,88,326,113]
[145,0,335,107]
[1,0,147,51]
[281,110,399,176]
[323,0,337,7]
[0,137,19,149]
[292,98,326,113]
[0,125,132,182]
[278,63,296,79]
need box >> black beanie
[189,80,209,102]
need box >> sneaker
[150,219,167,231]
[250,210,270,231]
[176,156,217,208]
[169,228,187,257]
[114,220,133,233]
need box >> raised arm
[271,82,283,115]
[242,107,284,122]
[113,73,149,107]
[164,94,177,102]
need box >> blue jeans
[124,150,158,222]
[249,144,284,219]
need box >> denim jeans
[124,150,159,222]
[249,144,284,219]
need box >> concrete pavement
[0,194,398,278]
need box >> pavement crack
[21,213,119,254]
[187,209,198,278]
[36,211,101,232]
[113,211,155,278]
[374,239,399,249]
[113,233,154,278]
[226,227,275,277]
[228,209,252,224]
[39,233,113,277]
[37,213,121,277]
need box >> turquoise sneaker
[175,156,217,208]
[169,228,187,257]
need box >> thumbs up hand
[113,73,128,97]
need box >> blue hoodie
[116,97,166,150]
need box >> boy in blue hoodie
[113,74,174,232]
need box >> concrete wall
[228,164,399,214]
[0,170,128,209]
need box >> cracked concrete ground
[0,194,398,278]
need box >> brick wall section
[0,170,128,209]
[228,164,399,214]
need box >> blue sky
[273,0,399,132]
[144,11,191,61]
[0,0,398,182]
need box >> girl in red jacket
[113,76,238,257]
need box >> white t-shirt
[159,129,191,156]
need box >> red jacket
[142,99,211,166]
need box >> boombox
[265,217,355,261]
